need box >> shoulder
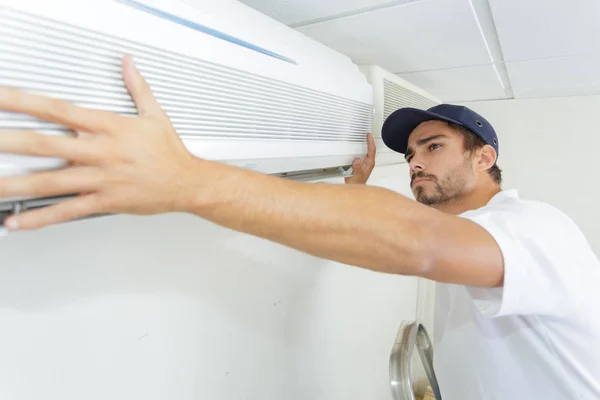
[458,191,600,318]
[462,190,579,233]
[461,190,593,257]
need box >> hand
[0,56,200,231]
[344,133,376,185]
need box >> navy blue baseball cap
[381,104,499,161]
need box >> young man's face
[405,120,477,207]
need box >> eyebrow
[405,134,448,161]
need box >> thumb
[352,158,362,168]
[122,55,164,117]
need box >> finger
[3,194,103,231]
[122,55,164,117]
[0,88,118,133]
[352,158,362,168]
[0,131,106,164]
[0,167,100,199]
[366,133,376,160]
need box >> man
[0,56,598,399]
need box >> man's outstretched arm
[0,56,504,287]
[182,159,503,287]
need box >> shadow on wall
[0,212,323,337]
[0,212,335,399]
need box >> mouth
[412,178,432,186]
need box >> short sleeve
[460,202,590,318]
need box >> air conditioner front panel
[0,0,373,189]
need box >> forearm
[181,158,435,275]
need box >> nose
[408,155,425,174]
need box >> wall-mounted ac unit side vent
[359,65,441,166]
[383,79,438,121]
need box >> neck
[434,181,501,215]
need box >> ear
[477,144,497,172]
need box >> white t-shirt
[433,189,600,400]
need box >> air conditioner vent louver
[358,65,440,167]
[383,79,437,120]
[0,7,372,143]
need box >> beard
[411,158,473,207]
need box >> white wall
[0,163,430,400]
[464,95,600,255]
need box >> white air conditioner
[359,65,441,166]
[0,0,375,212]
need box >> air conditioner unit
[0,0,374,214]
[359,65,441,167]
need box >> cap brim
[381,108,465,154]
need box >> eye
[429,143,442,151]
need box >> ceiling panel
[489,0,600,61]
[238,0,418,27]
[507,55,600,98]
[296,0,492,73]
[513,83,600,99]
[399,65,508,102]
[507,55,600,89]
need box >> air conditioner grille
[0,7,372,143]
[383,79,437,120]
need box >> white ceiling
[239,0,600,102]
